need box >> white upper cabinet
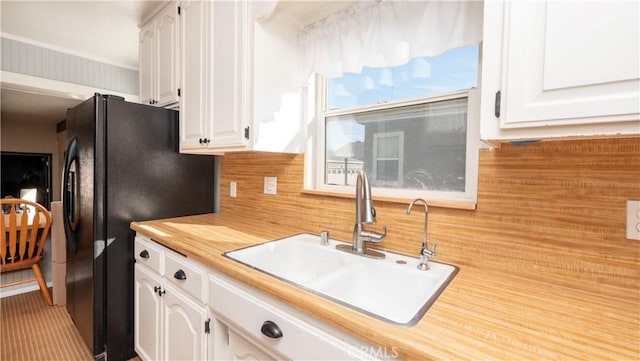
[155,3,180,107]
[139,2,180,107]
[209,0,249,149]
[179,0,212,149]
[179,0,247,152]
[480,0,640,145]
[178,0,305,154]
[137,1,323,154]
[139,22,155,106]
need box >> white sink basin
[224,233,458,325]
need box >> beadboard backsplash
[1,37,138,94]
[218,138,640,300]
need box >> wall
[1,37,138,95]
[219,137,640,301]
[1,117,60,202]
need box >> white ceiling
[0,0,161,124]
[0,0,355,125]
[1,0,160,68]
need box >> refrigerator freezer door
[64,95,106,359]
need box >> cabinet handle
[139,250,149,259]
[173,269,187,280]
[158,289,165,296]
[260,321,283,339]
[199,138,203,144]
[154,286,162,294]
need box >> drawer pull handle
[139,250,150,259]
[174,269,187,280]
[260,321,283,339]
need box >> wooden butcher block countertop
[131,213,639,361]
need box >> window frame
[304,76,481,209]
[372,131,404,187]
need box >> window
[373,131,404,186]
[307,45,480,207]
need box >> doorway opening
[1,152,52,209]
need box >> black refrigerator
[62,94,216,361]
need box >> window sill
[300,188,477,210]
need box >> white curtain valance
[299,0,483,79]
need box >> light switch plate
[230,182,237,198]
[264,177,277,195]
[626,200,640,240]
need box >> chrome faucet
[336,170,387,259]
[407,198,436,270]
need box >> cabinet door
[227,329,277,361]
[163,283,208,361]
[155,2,180,107]
[209,318,229,361]
[500,0,639,127]
[134,264,163,361]
[180,0,212,150]
[210,0,248,148]
[139,21,156,106]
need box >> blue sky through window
[326,45,479,110]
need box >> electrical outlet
[230,182,237,198]
[627,200,640,240]
[264,177,277,195]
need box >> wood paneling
[132,137,639,360]
[219,138,640,299]
[132,212,639,360]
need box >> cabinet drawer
[228,329,279,361]
[209,275,379,361]
[134,236,163,275]
[164,252,206,303]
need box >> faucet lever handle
[417,242,436,271]
[422,242,436,257]
[360,225,387,243]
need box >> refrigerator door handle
[63,137,80,253]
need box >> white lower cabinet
[210,320,280,361]
[135,233,392,361]
[134,235,210,361]
[208,273,385,361]
[134,264,163,361]
[227,329,279,361]
[162,283,208,360]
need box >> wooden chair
[1,198,53,306]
